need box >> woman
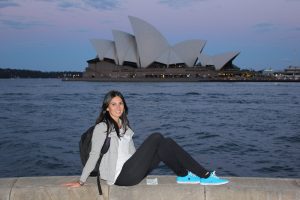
[65,90,228,187]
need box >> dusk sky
[1,0,299,71]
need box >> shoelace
[188,172,199,177]
[210,171,218,178]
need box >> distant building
[284,66,300,74]
[84,16,240,79]
[283,66,300,79]
[262,68,274,76]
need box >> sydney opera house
[83,16,240,81]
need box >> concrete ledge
[0,176,108,200]
[205,177,300,200]
[0,176,299,200]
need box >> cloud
[68,28,89,33]
[0,18,49,30]
[293,27,300,31]
[0,0,19,8]
[54,0,121,10]
[253,22,276,33]
[158,0,206,8]
[82,0,121,10]
[57,1,81,9]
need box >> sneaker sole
[199,181,229,186]
[177,181,200,184]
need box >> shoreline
[62,77,300,82]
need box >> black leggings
[115,132,209,186]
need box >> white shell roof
[197,53,214,66]
[156,48,185,65]
[212,51,240,70]
[129,16,169,68]
[173,40,206,67]
[90,39,118,64]
[112,30,139,66]
[197,52,240,70]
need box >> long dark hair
[95,90,130,138]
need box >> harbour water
[0,79,299,178]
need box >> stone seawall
[1,176,299,200]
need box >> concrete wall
[0,176,299,200]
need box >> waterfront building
[262,68,274,76]
[83,16,240,80]
[282,66,300,80]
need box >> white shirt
[114,132,133,182]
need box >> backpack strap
[96,131,111,195]
[96,154,104,195]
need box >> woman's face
[107,96,124,122]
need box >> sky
[0,0,299,72]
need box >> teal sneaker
[176,171,200,184]
[199,171,229,185]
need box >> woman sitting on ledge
[65,90,228,187]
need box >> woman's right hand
[63,181,81,188]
